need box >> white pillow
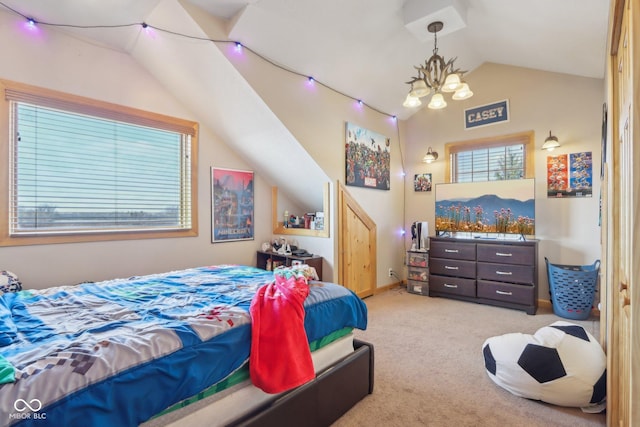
[0,271,22,295]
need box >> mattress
[144,331,357,427]
[0,265,368,427]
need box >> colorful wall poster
[547,151,592,198]
[345,122,390,190]
[211,167,254,242]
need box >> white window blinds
[450,137,527,183]
[7,91,194,236]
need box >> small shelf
[256,250,323,281]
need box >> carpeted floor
[333,288,606,427]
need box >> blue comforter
[0,265,367,427]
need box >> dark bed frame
[228,339,374,427]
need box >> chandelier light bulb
[410,80,430,98]
[428,93,447,109]
[403,93,422,108]
[442,73,462,93]
[452,83,473,100]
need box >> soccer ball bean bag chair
[482,321,606,411]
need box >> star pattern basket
[545,258,600,320]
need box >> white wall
[219,36,408,287]
[0,8,605,301]
[404,62,604,299]
[0,10,274,288]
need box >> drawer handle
[444,284,458,288]
[495,252,512,257]
[496,271,513,275]
[444,249,459,253]
[496,290,513,296]
[444,266,459,270]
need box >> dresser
[428,236,538,314]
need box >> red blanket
[249,268,315,393]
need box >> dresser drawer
[430,240,476,261]
[476,244,535,265]
[477,280,534,306]
[429,275,476,297]
[477,262,534,285]
[429,258,476,279]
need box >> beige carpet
[333,288,606,427]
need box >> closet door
[337,182,376,299]
[608,0,638,425]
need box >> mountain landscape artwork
[435,179,535,236]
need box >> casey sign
[464,100,509,129]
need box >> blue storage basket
[545,258,600,320]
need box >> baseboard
[374,281,402,295]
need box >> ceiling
[0,0,610,120]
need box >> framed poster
[211,167,254,242]
[547,152,592,198]
[345,122,390,190]
[414,173,432,191]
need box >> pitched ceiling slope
[139,1,328,210]
[0,1,609,121]
[4,0,328,211]
[191,0,609,120]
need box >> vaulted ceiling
[0,0,610,212]
[1,0,610,120]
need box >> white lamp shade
[428,93,447,109]
[403,94,422,108]
[422,147,439,163]
[542,131,560,151]
[441,73,462,93]
[452,83,473,100]
[410,80,431,98]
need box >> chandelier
[403,21,473,109]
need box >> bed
[0,264,373,427]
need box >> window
[445,131,534,183]
[1,79,198,246]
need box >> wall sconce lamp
[541,131,560,151]
[422,147,439,163]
